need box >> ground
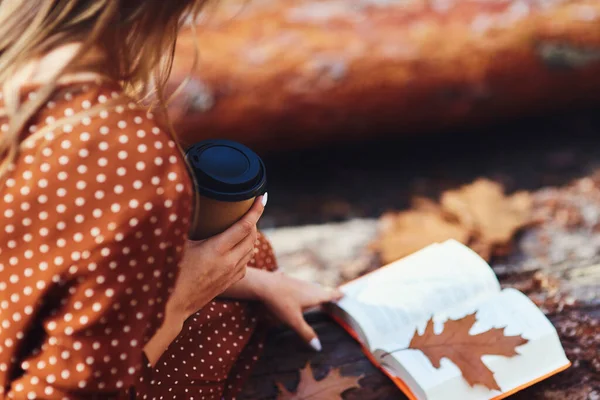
[242,107,600,399]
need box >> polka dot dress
[0,82,193,398]
[137,232,278,400]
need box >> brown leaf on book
[441,179,533,251]
[409,313,529,391]
[374,207,471,264]
[276,363,362,400]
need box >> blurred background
[168,1,600,398]
[167,0,600,286]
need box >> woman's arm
[218,267,270,300]
[143,198,265,366]
[220,269,344,351]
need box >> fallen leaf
[409,313,529,391]
[372,180,533,264]
[277,363,362,400]
[373,208,471,264]
[441,179,532,249]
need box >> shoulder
[17,83,195,231]
[25,83,194,202]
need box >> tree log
[169,0,600,152]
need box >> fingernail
[309,337,322,352]
[261,192,268,207]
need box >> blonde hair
[0,0,207,181]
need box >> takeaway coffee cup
[185,139,267,240]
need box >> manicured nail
[309,337,322,352]
[261,192,268,207]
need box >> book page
[378,289,569,400]
[334,240,501,350]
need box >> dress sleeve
[6,109,193,399]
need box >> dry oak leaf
[441,179,532,248]
[409,313,529,391]
[277,363,362,400]
[374,208,470,264]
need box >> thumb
[294,317,322,352]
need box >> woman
[0,1,341,399]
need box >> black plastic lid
[185,139,267,202]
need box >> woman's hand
[167,195,267,322]
[144,195,266,366]
[225,269,344,351]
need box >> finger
[300,285,345,309]
[230,228,257,260]
[234,247,255,271]
[212,196,266,252]
[322,287,345,302]
[292,316,322,352]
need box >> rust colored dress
[0,82,273,400]
[137,233,277,400]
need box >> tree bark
[169,0,600,152]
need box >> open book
[326,240,570,400]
